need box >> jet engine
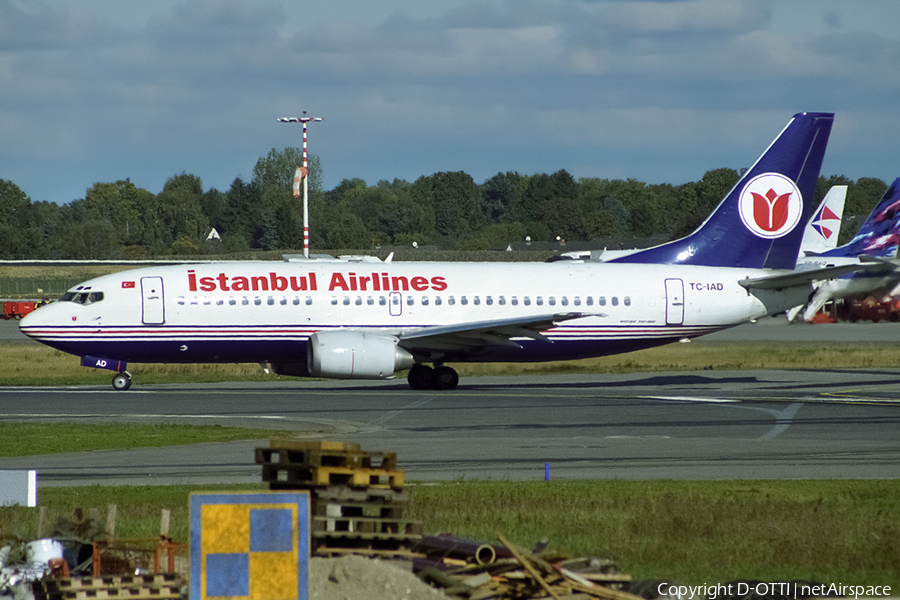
[306,330,414,379]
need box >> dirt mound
[309,555,447,600]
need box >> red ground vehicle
[1,301,38,320]
[842,296,900,323]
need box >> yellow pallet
[261,464,405,489]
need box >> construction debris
[415,533,640,600]
[255,439,645,599]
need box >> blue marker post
[544,463,549,481]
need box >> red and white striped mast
[278,111,323,257]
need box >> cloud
[2,0,900,205]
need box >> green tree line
[0,150,889,260]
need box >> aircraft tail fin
[611,112,834,269]
[819,178,900,259]
[800,185,847,256]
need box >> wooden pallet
[314,499,407,520]
[311,530,423,553]
[312,515,424,535]
[258,440,398,470]
[260,463,406,489]
[35,575,182,600]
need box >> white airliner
[20,112,867,391]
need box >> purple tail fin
[820,177,900,259]
[611,112,834,269]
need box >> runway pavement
[1,368,899,486]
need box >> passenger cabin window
[624,296,631,306]
[612,297,619,306]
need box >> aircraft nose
[19,303,53,338]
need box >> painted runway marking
[642,396,739,403]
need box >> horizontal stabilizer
[738,259,893,290]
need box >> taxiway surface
[1,368,899,486]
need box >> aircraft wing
[739,259,895,290]
[396,312,592,352]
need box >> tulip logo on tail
[738,173,803,239]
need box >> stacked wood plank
[255,439,422,556]
[33,574,183,600]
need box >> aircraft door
[141,276,165,325]
[665,278,684,325]
[389,292,402,317]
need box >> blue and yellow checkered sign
[190,492,310,600]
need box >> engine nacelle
[307,330,414,379]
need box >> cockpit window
[60,291,104,305]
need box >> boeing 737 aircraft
[20,112,864,391]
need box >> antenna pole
[278,111,324,257]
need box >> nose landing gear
[112,371,132,391]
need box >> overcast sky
[3,0,899,205]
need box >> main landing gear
[112,371,132,391]
[407,364,459,390]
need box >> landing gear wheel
[407,364,435,390]
[433,366,459,390]
[112,371,132,391]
